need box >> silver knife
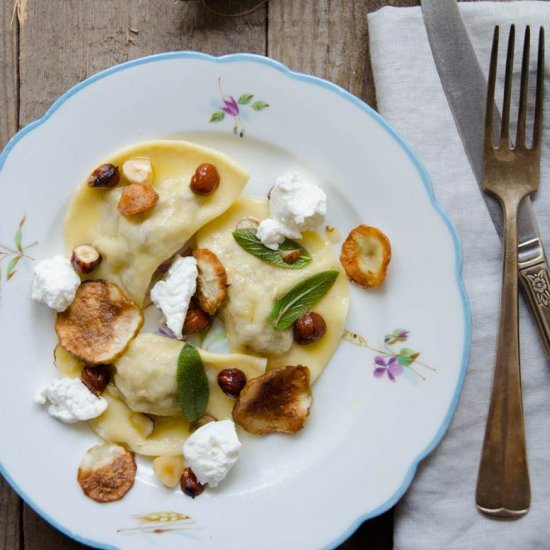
[421,0,550,357]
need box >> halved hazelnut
[129,412,155,438]
[282,249,302,264]
[55,280,143,365]
[118,183,159,216]
[87,163,120,188]
[122,157,153,186]
[153,456,185,488]
[192,249,228,315]
[183,309,210,334]
[190,414,217,432]
[81,365,111,395]
[190,163,219,196]
[235,217,259,230]
[217,368,247,398]
[71,244,102,274]
[181,467,205,498]
[77,443,136,503]
[232,366,312,435]
[340,225,391,288]
[293,312,326,345]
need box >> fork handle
[519,257,550,357]
[476,198,530,519]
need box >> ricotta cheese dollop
[150,256,198,339]
[35,377,108,423]
[257,172,327,250]
[32,255,81,312]
[183,419,241,487]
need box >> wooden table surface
[0,0,421,548]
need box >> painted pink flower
[373,356,403,382]
[222,97,239,116]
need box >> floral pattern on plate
[209,78,269,137]
[343,328,434,383]
[0,215,36,290]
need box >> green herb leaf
[268,270,339,330]
[232,228,312,269]
[176,343,209,423]
[209,111,225,122]
[237,93,254,105]
[6,256,21,280]
[251,101,270,111]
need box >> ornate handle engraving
[519,260,550,357]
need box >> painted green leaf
[251,101,270,111]
[232,228,312,269]
[209,111,225,123]
[14,229,22,252]
[176,343,209,423]
[397,347,419,367]
[237,93,254,105]
[6,255,21,280]
[268,270,339,330]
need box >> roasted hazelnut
[190,414,217,433]
[183,309,210,334]
[190,163,220,195]
[81,365,111,395]
[282,249,302,264]
[181,468,205,498]
[118,183,159,216]
[217,368,247,398]
[235,217,260,230]
[71,244,102,274]
[87,163,120,188]
[293,312,326,345]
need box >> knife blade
[421,0,550,357]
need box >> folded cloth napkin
[368,3,550,549]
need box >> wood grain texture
[0,0,19,148]
[0,1,21,547]
[18,0,267,125]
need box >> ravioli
[196,198,350,383]
[64,140,249,305]
[55,335,267,456]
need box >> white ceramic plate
[0,53,470,550]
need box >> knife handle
[519,255,550,358]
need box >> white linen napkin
[368,3,550,549]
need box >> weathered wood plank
[18,0,267,125]
[0,1,22,549]
[267,0,419,107]
[1,0,19,148]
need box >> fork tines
[485,25,545,153]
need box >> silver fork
[476,25,544,519]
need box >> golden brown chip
[55,280,143,365]
[192,249,228,315]
[232,366,312,435]
[77,443,137,503]
[118,183,159,216]
[340,225,391,288]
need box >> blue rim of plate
[0,51,472,550]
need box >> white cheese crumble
[35,378,108,424]
[257,172,327,250]
[150,256,198,339]
[183,419,241,487]
[32,255,81,312]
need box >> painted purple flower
[373,356,403,382]
[222,97,239,116]
[384,329,410,344]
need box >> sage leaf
[269,270,339,330]
[233,228,312,269]
[176,343,209,423]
